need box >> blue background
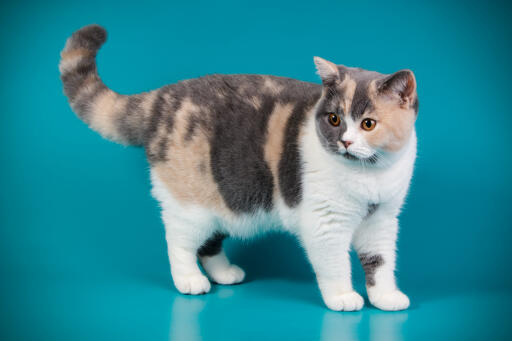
[1,0,511,340]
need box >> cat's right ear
[314,57,340,85]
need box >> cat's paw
[368,289,410,311]
[173,274,211,295]
[323,291,364,311]
[208,264,245,285]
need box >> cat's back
[149,74,322,219]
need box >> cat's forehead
[325,66,386,119]
[338,66,385,84]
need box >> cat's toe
[368,289,410,311]
[209,264,245,285]
[324,291,364,311]
[173,274,211,295]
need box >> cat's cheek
[367,95,416,152]
[365,119,414,153]
[363,127,392,152]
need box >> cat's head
[313,57,418,167]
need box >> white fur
[151,110,416,310]
[200,251,245,285]
[297,114,416,311]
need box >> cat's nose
[341,140,353,149]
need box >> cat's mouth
[342,152,360,161]
[342,151,378,164]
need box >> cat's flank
[60,25,418,311]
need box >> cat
[60,24,418,311]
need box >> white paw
[208,265,245,285]
[323,291,364,311]
[173,273,211,295]
[368,289,410,311]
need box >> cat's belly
[215,203,295,238]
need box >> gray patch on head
[343,68,384,120]
[350,79,372,120]
[314,94,347,153]
[359,253,384,287]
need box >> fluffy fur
[60,25,419,311]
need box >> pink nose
[342,140,353,149]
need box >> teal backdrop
[1,0,511,340]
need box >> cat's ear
[314,57,340,85]
[378,70,417,108]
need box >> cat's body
[60,25,418,311]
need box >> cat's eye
[361,118,376,131]
[328,113,340,126]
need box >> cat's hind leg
[198,233,245,285]
[151,170,244,292]
[164,216,213,295]
[152,172,214,295]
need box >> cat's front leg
[300,209,364,311]
[352,210,410,311]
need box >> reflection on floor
[4,277,511,341]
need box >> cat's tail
[60,24,156,146]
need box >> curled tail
[60,24,156,145]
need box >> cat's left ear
[314,57,340,85]
[378,70,418,109]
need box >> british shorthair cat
[60,25,418,311]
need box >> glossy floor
[3,276,511,341]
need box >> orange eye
[361,118,376,131]
[328,113,340,126]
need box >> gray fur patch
[61,26,419,218]
[116,95,146,145]
[209,92,276,213]
[68,24,107,51]
[314,92,347,153]
[276,82,321,207]
[359,253,384,287]
[145,86,177,161]
[144,74,321,212]
[197,232,227,257]
[350,79,372,120]
[61,58,97,101]
[367,203,379,216]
